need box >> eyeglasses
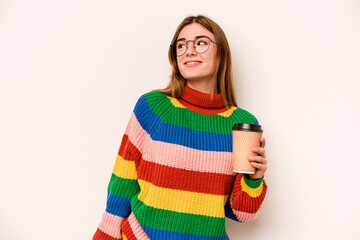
[171,36,217,57]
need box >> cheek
[205,48,216,61]
[206,52,217,69]
[177,60,183,72]
[177,57,184,70]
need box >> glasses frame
[171,36,217,57]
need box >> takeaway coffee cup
[232,123,263,174]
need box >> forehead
[177,23,215,40]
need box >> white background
[1,0,360,239]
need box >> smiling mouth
[185,61,202,65]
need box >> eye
[197,40,207,46]
[196,38,210,46]
[177,42,186,49]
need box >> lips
[184,60,202,65]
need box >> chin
[181,72,206,80]
[183,76,204,81]
[184,74,213,81]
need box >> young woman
[93,15,268,240]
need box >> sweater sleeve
[225,173,267,222]
[225,116,268,222]
[93,94,149,240]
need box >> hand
[247,137,267,180]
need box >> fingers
[252,146,266,158]
[248,156,267,165]
[251,161,267,171]
[248,154,267,172]
[260,137,266,148]
[248,137,267,175]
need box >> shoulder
[133,90,170,114]
[137,90,169,108]
[231,106,259,125]
[143,90,169,103]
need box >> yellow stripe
[167,95,236,117]
[167,96,186,108]
[122,231,128,240]
[217,106,237,117]
[112,155,137,179]
[240,176,263,197]
[137,179,228,218]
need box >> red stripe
[231,176,268,213]
[137,159,235,195]
[118,134,142,167]
[121,217,137,240]
[177,98,230,115]
[92,228,119,240]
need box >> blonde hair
[152,15,238,108]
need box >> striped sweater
[93,85,267,240]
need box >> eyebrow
[176,35,209,42]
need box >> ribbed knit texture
[93,85,268,240]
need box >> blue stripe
[224,199,242,222]
[134,96,232,152]
[105,193,131,218]
[141,224,230,240]
[133,94,153,133]
[152,118,232,151]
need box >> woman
[93,15,268,240]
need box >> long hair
[152,15,238,108]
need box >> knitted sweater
[93,85,268,240]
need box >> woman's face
[176,23,217,83]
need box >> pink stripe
[98,211,124,239]
[143,135,234,174]
[127,211,151,239]
[124,113,147,154]
[229,192,261,221]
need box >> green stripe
[131,195,227,237]
[108,174,140,198]
[243,174,264,188]
[145,91,257,134]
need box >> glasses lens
[176,41,186,56]
[195,37,210,54]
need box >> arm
[225,116,268,222]
[93,94,149,240]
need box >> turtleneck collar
[176,84,229,115]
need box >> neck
[185,80,216,94]
[176,84,228,115]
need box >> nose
[186,41,197,56]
